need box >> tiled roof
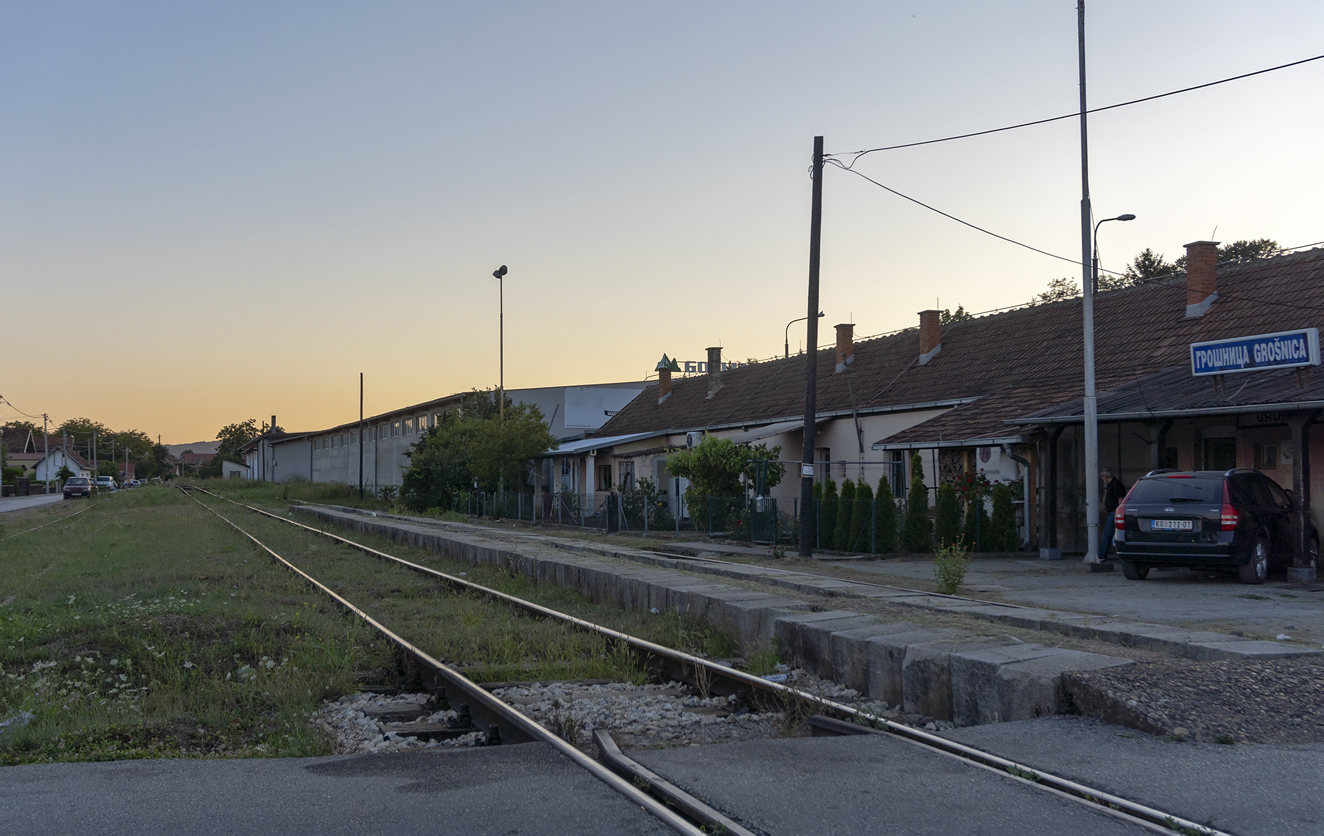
[596,247,1324,444]
[873,386,1053,448]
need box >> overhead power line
[827,54,1324,167]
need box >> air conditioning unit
[686,431,702,449]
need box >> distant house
[221,460,248,479]
[178,450,216,474]
[31,446,95,481]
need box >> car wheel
[1239,537,1269,584]
[1121,560,1149,580]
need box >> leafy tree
[1174,238,1283,270]
[400,391,556,511]
[56,465,75,482]
[663,435,783,519]
[1119,248,1176,285]
[934,484,962,548]
[940,305,972,325]
[819,477,839,549]
[97,461,119,479]
[833,478,855,551]
[988,483,1019,552]
[215,419,259,463]
[903,453,931,552]
[874,475,899,554]
[850,478,873,552]
[1033,277,1080,305]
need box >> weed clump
[933,543,971,595]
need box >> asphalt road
[0,493,65,515]
[0,744,671,836]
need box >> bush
[833,478,855,550]
[934,484,961,548]
[988,483,1019,551]
[903,455,931,553]
[933,542,971,595]
[874,475,899,554]
[850,478,873,553]
[819,477,838,549]
[961,499,992,552]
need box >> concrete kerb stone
[1185,640,1319,660]
[830,622,928,694]
[901,636,1015,720]
[949,645,1133,727]
[863,629,961,710]
[773,613,879,679]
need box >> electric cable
[827,54,1324,166]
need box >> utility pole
[799,136,824,558]
[43,414,49,493]
[1078,0,1102,567]
[359,372,365,500]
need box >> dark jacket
[1102,477,1128,516]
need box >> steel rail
[198,489,1227,836]
[178,487,705,836]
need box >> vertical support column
[1289,413,1318,581]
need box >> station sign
[1189,328,1320,376]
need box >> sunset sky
[4,1,1322,443]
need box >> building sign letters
[1189,328,1320,377]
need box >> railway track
[182,486,1226,836]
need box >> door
[1202,438,1236,471]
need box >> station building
[580,242,1324,577]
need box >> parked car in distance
[1115,468,1319,584]
[128,479,141,488]
[94,476,117,492]
[63,476,93,499]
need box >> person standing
[1099,468,1127,561]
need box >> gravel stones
[1063,655,1324,744]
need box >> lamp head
[1117,214,1136,222]
[493,265,508,279]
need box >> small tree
[903,453,931,552]
[56,465,75,482]
[820,477,839,550]
[961,496,991,552]
[811,479,823,547]
[851,478,873,553]
[934,484,962,548]
[833,478,855,551]
[874,475,899,554]
[988,483,1019,552]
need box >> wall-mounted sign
[1189,328,1320,377]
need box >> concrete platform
[0,743,671,835]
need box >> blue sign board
[1190,328,1321,376]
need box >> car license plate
[1151,519,1194,531]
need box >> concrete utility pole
[359,372,365,500]
[43,414,49,493]
[1077,1,1103,566]
[799,136,824,558]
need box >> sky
[3,1,1322,443]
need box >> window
[331,436,338,449]
[887,451,907,501]
[619,461,635,490]
[598,464,612,490]
[391,421,400,438]
[1254,443,1278,469]
[816,448,831,483]
[404,418,414,435]
[341,432,349,447]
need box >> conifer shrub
[961,498,992,552]
[851,478,873,553]
[934,484,962,548]
[988,483,1019,552]
[833,478,855,551]
[820,477,838,550]
[903,454,931,552]
[874,475,899,554]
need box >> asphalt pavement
[0,494,65,515]
[0,743,671,836]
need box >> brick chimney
[918,310,942,365]
[834,323,855,374]
[705,346,724,399]
[655,355,673,404]
[1185,240,1219,318]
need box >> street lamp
[493,265,508,420]
[1083,212,1135,567]
[785,311,825,359]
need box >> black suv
[1115,468,1318,584]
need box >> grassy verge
[2,485,751,765]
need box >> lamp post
[785,311,825,360]
[1083,212,1135,566]
[493,265,508,420]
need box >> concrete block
[863,629,961,711]
[950,645,1132,726]
[960,606,1061,632]
[716,596,811,648]
[773,612,876,676]
[902,637,1011,720]
[1186,641,1323,661]
[1123,628,1247,659]
[829,621,927,694]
